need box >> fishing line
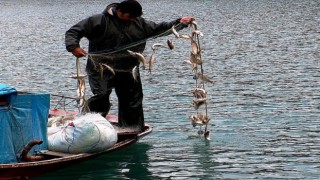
[86,23,184,57]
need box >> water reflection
[191,140,220,179]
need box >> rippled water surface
[1,0,320,179]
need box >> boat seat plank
[43,150,74,157]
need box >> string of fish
[172,20,212,140]
[69,58,88,113]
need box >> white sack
[48,113,118,153]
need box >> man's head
[116,0,143,21]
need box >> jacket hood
[102,3,118,16]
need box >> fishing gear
[173,19,211,140]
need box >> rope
[86,22,184,57]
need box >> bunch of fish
[172,20,212,140]
[87,46,162,83]
[127,40,175,74]
[70,58,87,111]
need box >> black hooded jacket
[65,3,185,71]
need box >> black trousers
[87,67,144,131]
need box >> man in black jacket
[65,0,193,132]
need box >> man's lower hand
[72,47,87,58]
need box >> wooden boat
[0,109,152,179]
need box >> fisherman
[65,0,194,132]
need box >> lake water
[1,0,320,179]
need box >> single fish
[191,39,199,55]
[48,115,75,127]
[204,131,210,140]
[198,113,210,124]
[127,50,147,70]
[101,63,115,76]
[190,52,202,65]
[189,115,202,127]
[149,52,155,73]
[70,73,86,79]
[179,34,191,39]
[152,43,164,51]
[167,39,174,50]
[191,63,198,72]
[132,66,138,82]
[189,113,210,127]
[190,20,197,27]
[183,60,198,72]
[171,26,180,38]
[197,72,214,84]
[74,58,86,107]
[191,88,207,99]
[77,77,86,107]
[192,98,208,109]
[192,30,204,37]
[183,60,193,65]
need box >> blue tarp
[0,84,49,164]
[0,83,17,96]
[0,83,17,104]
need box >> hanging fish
[192,30,204,37]
[179,34,191,39]
[77,77,86,107]
[152,43,165,51]
[189,115,202,127]
[132,66,138,82]
[69,74,86,107]
[190,20,198,29]
[189,113,210,127]
[204,131,210,140]
[191,88,207,99]
[183,60,198,72]
[190,52,202,65]
[100,63,115,78]
[127,50,147,70]
[191,39,199,55]
[198,113,210,124]
[102,64,115,76]
[171,26,180,38]
[149,52,155,73]
[167,39,174,50]
[192,97,208,109]
[197,72,214,84]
